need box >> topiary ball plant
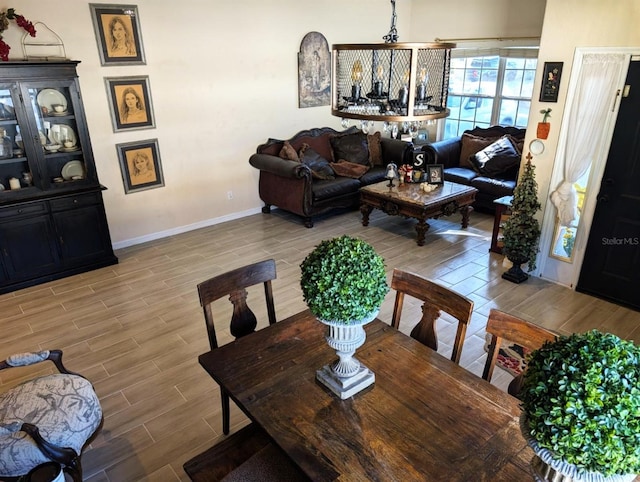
[521,330,640,477]
[300,235,389,323]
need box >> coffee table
[360,181,478,246]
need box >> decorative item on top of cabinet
[0,60,117,294]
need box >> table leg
[460,205,473,229]
[415,219,430,246]
[360,203,373,226]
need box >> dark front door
[577,59,640,311]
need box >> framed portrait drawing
[90,3,146,65]
[427,164,444,185]
[105,75,155,132]
[116,139,164,194]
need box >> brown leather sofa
[422,126,525,212]
[249,126,413,227]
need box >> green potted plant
[537,108,552,139]
[300,235,389,399]
[502,157,541,283]
[520,330,640,481]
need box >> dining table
[197,309,535,481]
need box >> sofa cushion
[443,167,478,185]
[470,176,516,198]
[299,144,335,180]
[459,133,498,169]
[312,176,360,201]
[470,136,520,178]
[367,132,383,166]
[330,132,370,166]
[331,160,369,179]
[359,166,387,186]
[279,141,299,161]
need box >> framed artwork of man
[90,4,146,65]
[105,75,155,132]
[116,139,164,194]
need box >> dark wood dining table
[198,309,534,481]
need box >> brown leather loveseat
[422,126,525,212]
[249,126,412,227]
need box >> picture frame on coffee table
[90,3,146,66]
[116,138,164,194]
[105,75,155,132]
[427,164,444,185]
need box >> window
[444,50,538,140]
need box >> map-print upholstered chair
[0,350,103,482]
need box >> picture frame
[298,31,331,108]
[116,138,164,194]
[89,3,146,66]
[105,75,155,132]
[539,61,563,102]
[427,164,444,185]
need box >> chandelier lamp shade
[332,41,455,123]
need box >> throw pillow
[470,135,521,178]
[331,160,370,179]
[279,141,299,161]
[330,132,370,166]
[367,132,383,166]
[459,133,497,170]
[299,143,335,180]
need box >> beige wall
[6,0,544,248]
[526,0,640,286]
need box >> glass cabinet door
[23,81,94,190]
[0,86,31,192]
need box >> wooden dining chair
[482,308,557,397]
[391,268,474,364]
[197,258,277,434]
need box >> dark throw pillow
[470,135,521,178]
[331,160,370,179]
[330,132,370,166]
[459,133,497,169]
[279,140,299,161]
[299,144,335,180]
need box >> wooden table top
[359,180,477,207]
[198,310,533,481]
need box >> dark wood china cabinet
[0,61,117,294]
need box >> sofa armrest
[380,137,414,165]
[422,137,461,169]
[249,154,312,180]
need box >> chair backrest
[482,309,557,396]
[197,259,277,350]
[391,268,473,364]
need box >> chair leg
[65,456,83,482]
[222,388,230,435]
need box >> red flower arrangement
[0,8,37,61]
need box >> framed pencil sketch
[427,164,444,185]
[105,75,155,132]
[90,3,146,65]
[539,62,563,102]
[116,139,164,194]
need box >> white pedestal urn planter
[520,415,636,482]
[316,311,377,400]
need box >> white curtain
[550,53,625,226]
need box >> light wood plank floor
[2,207,639,481]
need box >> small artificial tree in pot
[300,235,389,399]
[502,155,541,283]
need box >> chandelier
[331,0,455,128]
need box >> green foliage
[521,330,640,476]
[503,159,541,271]
[540,108,552,123]
[300,235,389,323]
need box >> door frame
[538,47,637,288]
